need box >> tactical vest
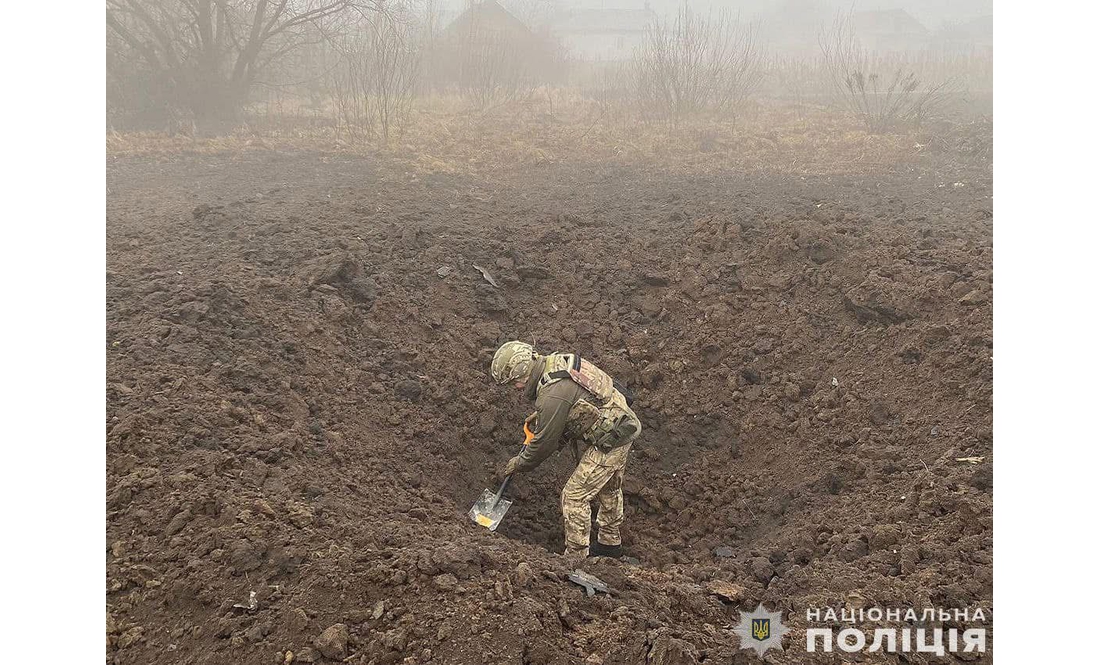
[536,353,641,450]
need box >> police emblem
[733,604,788,656]
[751,618,770,641]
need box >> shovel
[469,421,534,531]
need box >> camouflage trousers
[561,442,632,556]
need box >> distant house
[550,4,657,62]
[439,0,535,45]
[431,1,558,93]
[442,0,536,40]
[850,9,929,53]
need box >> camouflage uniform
[561,440,632,553]
[512,352,641,556]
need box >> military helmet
[491,341,537,384]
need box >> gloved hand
[496,455,520,482]
[524,412,538,429]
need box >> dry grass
[106,94,987,176]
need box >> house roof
[551,7,656,35]
[441,0,533,38]
[850,9,928,36]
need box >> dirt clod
[648,630,698,665]
[515,562,535,588]
[313,623,348,660]
[395,379,423,401]
[433,573,458,590]
[287,608,310,634]
[749,557,775,584]
[705,579,746,603]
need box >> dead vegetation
[819,12,957,132]
[326,9,421,143]
[632,8,764,125]
[106,91,992,184]
[106,0,366,126]
[106,2,988,139]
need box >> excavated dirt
[107,140,993,664]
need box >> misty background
[106,0,992,137]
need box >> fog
[107,0,992,133]
[105,1,995,661]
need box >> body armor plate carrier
[537,353,641,451]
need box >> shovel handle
[494,475,512,501]
[495,422,536,501]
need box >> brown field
[107,100,992,664]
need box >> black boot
[589,541,622,558]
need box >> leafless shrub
[819,12,953,132]
[456,26,530,109]
[632,8,764,124]
[587,62,633,121]
[327,9,421,143]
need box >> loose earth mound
[107,136,992,664]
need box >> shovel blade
[469,488,513,531]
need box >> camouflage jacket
[515,353,640,472]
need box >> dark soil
[107,143,992,664]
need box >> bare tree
[819,12,953,132]
[106,0,369,124]
[632,7,763,124]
